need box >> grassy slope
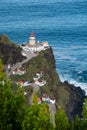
[11,48,70,108]
[11,47,85,120]
[0,35,24,64]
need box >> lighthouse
[26,32,45,52]
[29,32,36,46]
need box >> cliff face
[0,35,24,64]
[2,35,85,120]
[21,48,85,120]
[58,81,85,120]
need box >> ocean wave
[53,45,87,50]
[59,73,87,95]
[55,56,77,61]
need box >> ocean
[0,0,87,94]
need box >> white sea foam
[77,70,83,74]
[53,45,87,50]
[70,45,87,49]
[55,56,77,61]
[59,74,87,95]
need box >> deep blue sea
[0,0,87,94]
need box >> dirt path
[6,50,36,76]
[49,103,56,126]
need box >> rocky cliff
[1,35,85,120]
[17,47,85,120]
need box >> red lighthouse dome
[30,32,35,37]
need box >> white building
[42,42,49,48]
[21,32,50,52]
[33,75,40,81]
[26,32,49,52]
[34,80,46,87]
[12,67,26,75]
[42,94,55,104]
[28,44,44,52]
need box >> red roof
[37,98,41,102]
[30,32,35,37]
[17,80,23,84]
[19,67,25,71]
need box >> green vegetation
[57,84,70,108]
[0,60,87,130]
[11,47,85,120]
[23,104,53,130]
[0,34,86,129]
[81,99,87,129]
[0,60,53,130]
[0,60,26,129]
[55,106,69,130]
[0,59,6,80]
[0,59,87,130]
[0,34,25,64]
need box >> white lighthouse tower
[29,32,36,45]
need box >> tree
[81,99,87,130]
[32,89,38,104]
[74,115,81,130]
[82,99,87,119]
[55,106,69,130]
[22,103,53,130]
[0,60,53,130]
[0,59,6,81]
[0,60,28,130]
[0,81,28,130]
[70,120,75,130]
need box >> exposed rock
[62,81,85,120]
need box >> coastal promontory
[0,34,85,121]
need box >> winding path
[7,48,56,126]
[7,50,36,76]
